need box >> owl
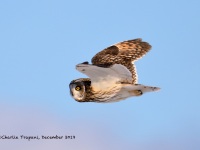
[69,38,160,103]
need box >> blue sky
[0,0,200,149]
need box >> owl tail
[135,84,160,93]
[124,84,160,96]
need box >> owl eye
[75,86,81,91]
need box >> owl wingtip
[81,61,89,64]
[76,62,90,68]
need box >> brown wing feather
[91,38,151,84]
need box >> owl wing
[76,63,133,86]
[91,38,151,84]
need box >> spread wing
[76,63,133,88]
[91,38,151,84]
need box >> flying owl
[69,38,160,103]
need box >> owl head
[69,78,91,102]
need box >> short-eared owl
[69,38,160,103]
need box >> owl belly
[87,84,130,103]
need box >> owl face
[69,79,91,102]
[69,81,86,101]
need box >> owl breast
[85,85,124,103]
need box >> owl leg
[129,90,143,96]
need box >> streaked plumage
[69,38,160,103]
